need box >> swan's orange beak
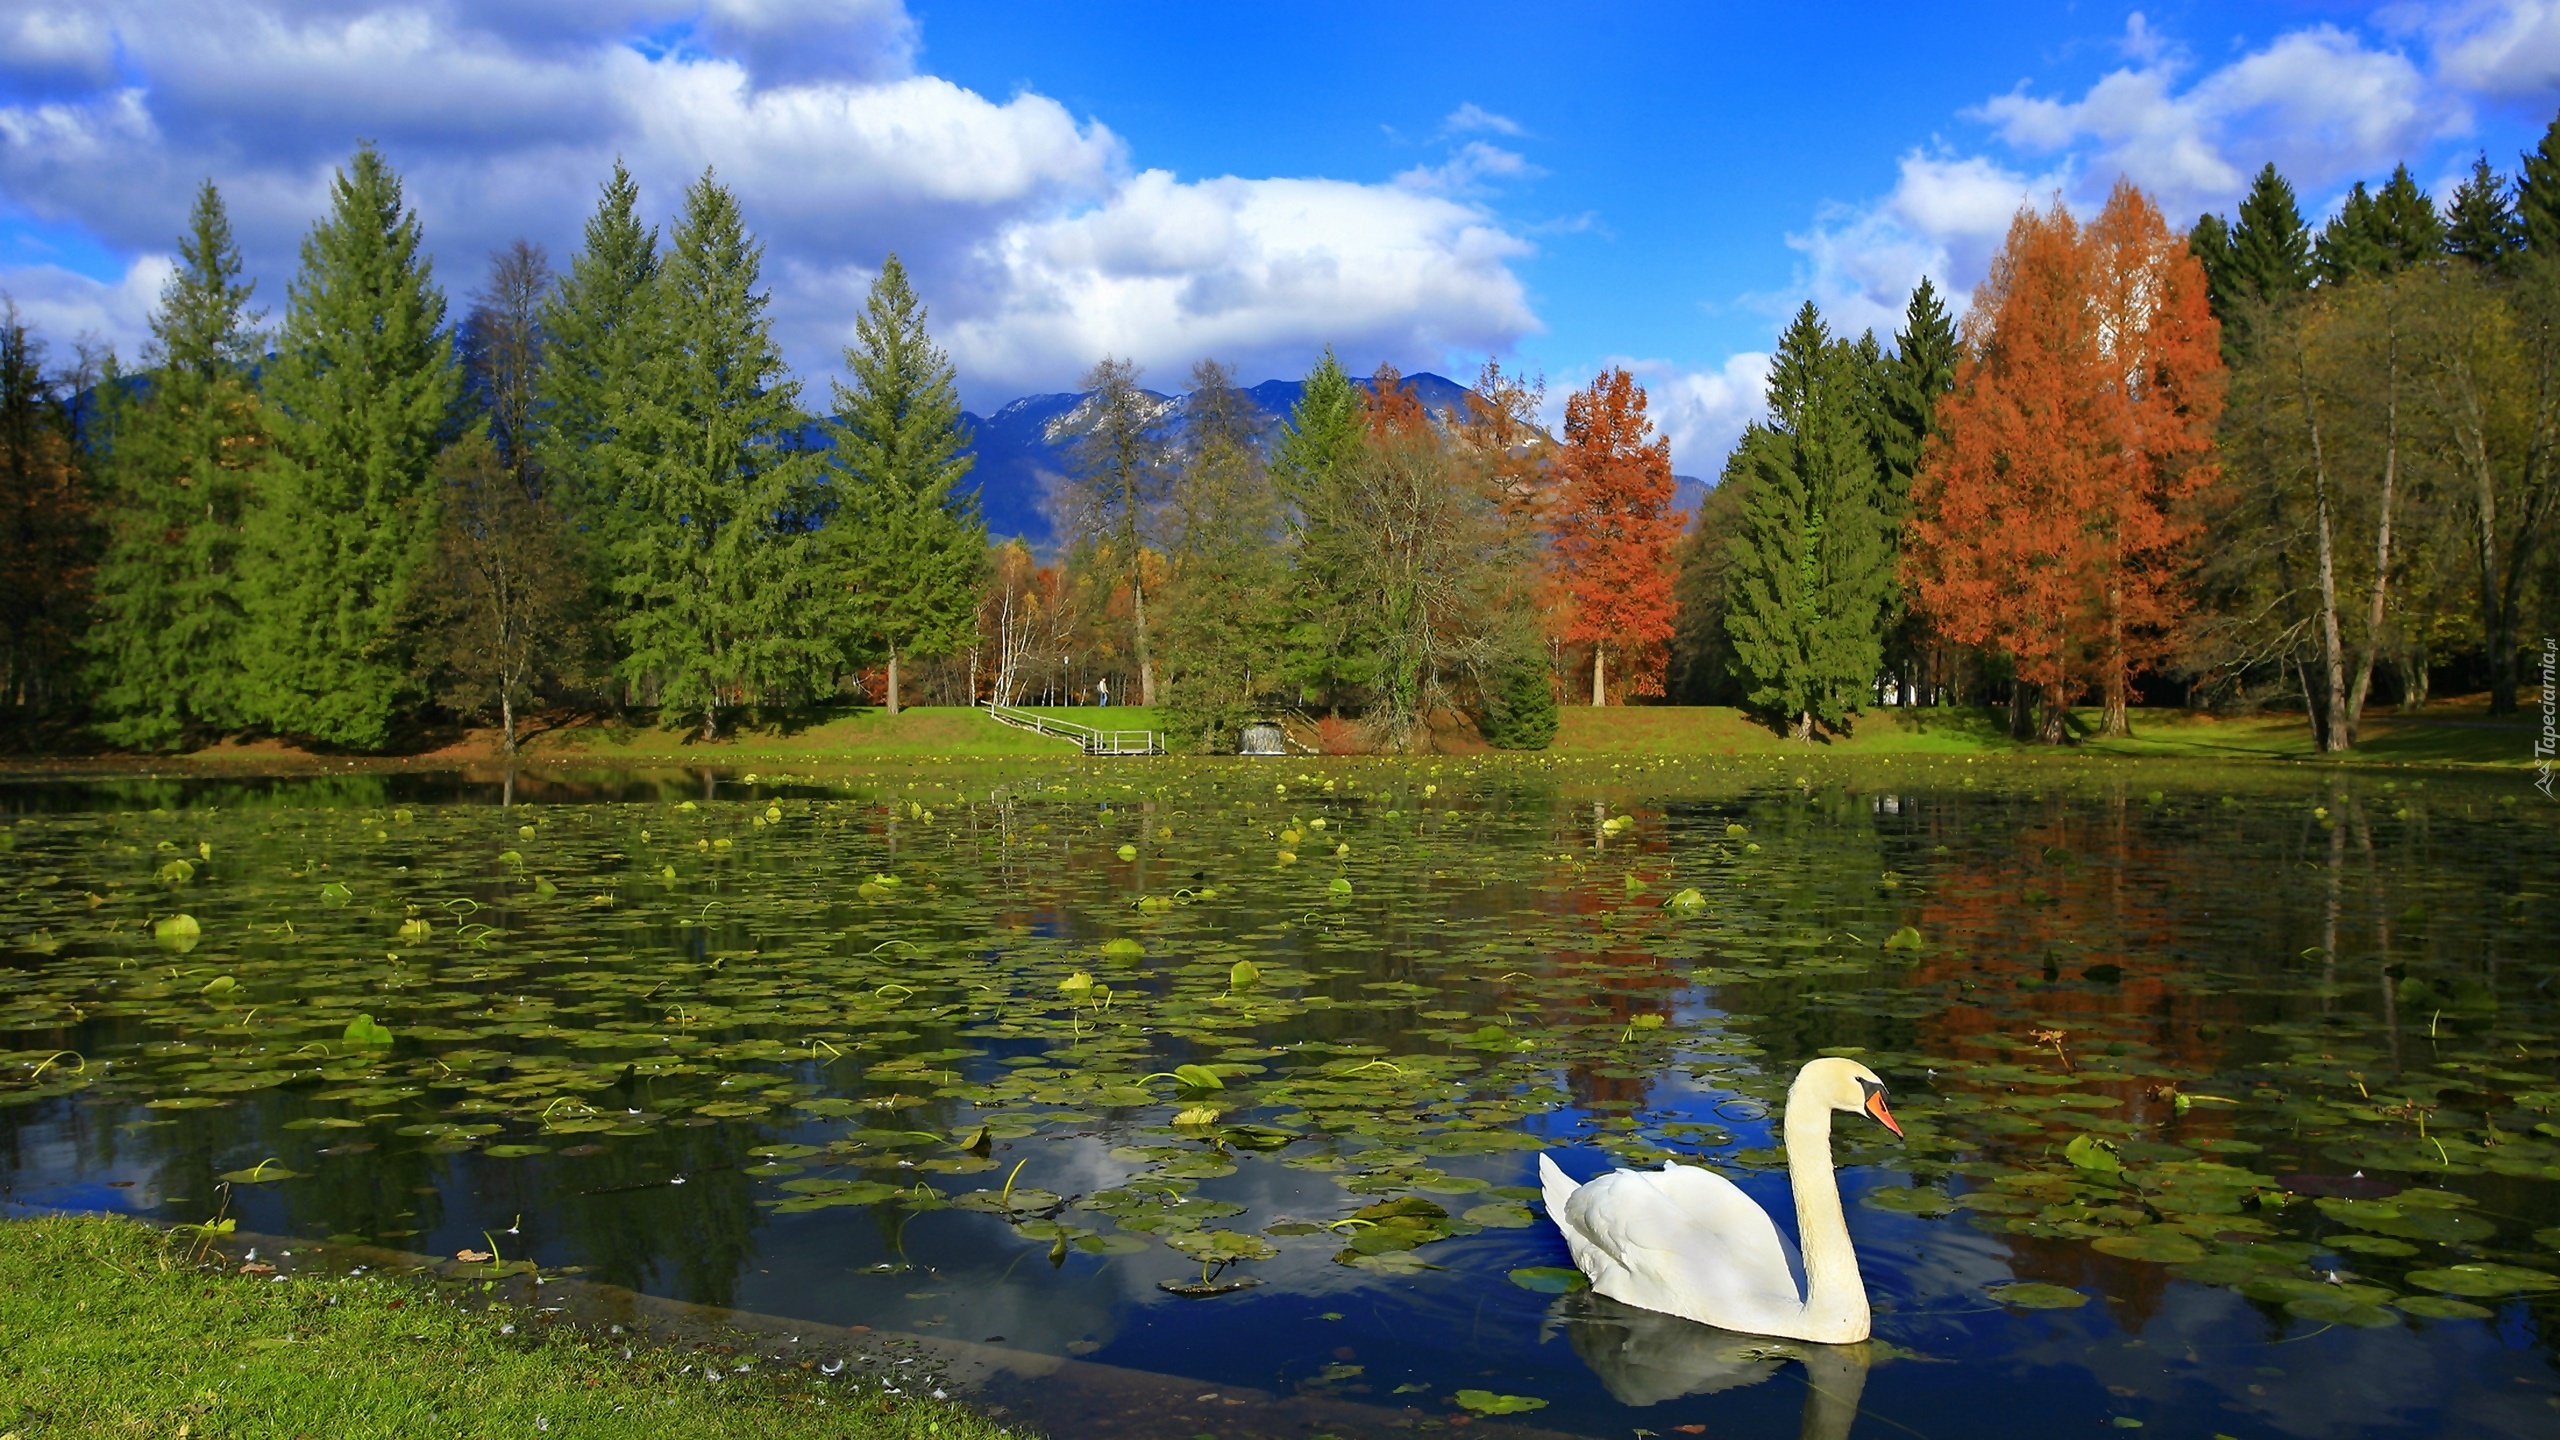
[1864,1089,1903,1138]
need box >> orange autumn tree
[1548,367,1683,704]
[1907,180,2223,742]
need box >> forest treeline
[1,124,2555,755]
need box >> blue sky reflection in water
[1,761,2556,1437]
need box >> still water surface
[2,758,2555,1437]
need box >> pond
[3,757,2556,1438]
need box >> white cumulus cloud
[0,1,1541,403]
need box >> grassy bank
[0,1212,1018,1439]
[3,697,2532,773]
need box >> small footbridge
[983,703,1164,756]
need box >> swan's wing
[1562,1162,1803,1331]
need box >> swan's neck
[1782,1076,1869,1342]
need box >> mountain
[959,370,1480,546]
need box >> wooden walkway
[983,703,1164,755]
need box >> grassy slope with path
[0,1212,1019,1439]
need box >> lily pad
[1986,1282,2089,1309]
[2404,1264,2558,1298]
[1507,1267,1589,1293]
[1453,1391,1548,1415]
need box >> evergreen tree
[615,170,835,739]
[2314,182,2386,283]
[240,145,459,749]
[2517,112,2560,258]
[825,254,986,713]
[2318,168,2441,282]
[1724,303,1894,739]
[1270,350,1372,703]
[535,161,658,663]
[1158,358,1291,749]
[1873,279,1959,701]
[1877,278,1958,511]
[86,181,269,746]
[2228,164,2315,302]
[0,307,93,718]
[2444,153,2522,267]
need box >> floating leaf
[1507,1267,1589,1294]
[1327,877,1353,897]
[2064,1133,2122,1175]
[2090,1230,2205,1263]
[1454,1391,1548,1416]
[156,859,195,884]
[342,1014,393,1047]
[1173,1106,1221,1127]
[2396,1295,2494,1320]
[1884,925,1924,951]
[1665,887,1707,913]
[154,913,201,950]
[318,881,352,905]
[1116,844,1138,861]
[1100,938,1144,960]
[2404,1264,2558,1298]
[1986,1282,2089,1309]
[1230,960,1262,990]
[1171,1064,1223,1092]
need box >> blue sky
[6,2,2559,470]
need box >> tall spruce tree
[2197,163,2314,360]
[2517,113,2560,258]
[1724,303,1894,739]
[1873,279,1959,701]
[2318,167,2442,282]
[826,254,986,713]
[615,170,835,739]
[2444,153,2522,267]
[535,161,658,666]
[240,145,458,749]
[86,181,268,746]
[1269,351,1374,705]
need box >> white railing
[984,702,1163,755]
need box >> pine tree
[0,307,92,718]
[826,254,986,713]
[2517,112,2560,258]
[615,170,835,739]
[535,162,658,663]
[1724,303,1894,739]
[1158,358,1291,749]
[2314,183,2386,283]
[1270,351,1372,703]
[2444,154,2522,267]
[86,181,269,746]
[1877,279,1958,511]
[2318,168,2441,282]
[240,145,459,749]
[2229,164,2315,302]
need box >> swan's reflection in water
[1557,1293,1873,1440]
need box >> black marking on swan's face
[1856,1077,1903,1138]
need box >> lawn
[0,1212,1021,1440]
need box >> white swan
[1538,1057,1902,1344]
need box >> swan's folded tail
[1537,1153,1585,1243]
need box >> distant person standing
[1096,677,1110,708]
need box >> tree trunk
[702,703,719,742]
[2037,681,2069,745]
[1592,646,1607,707]
[2299,351,2351,752]
[501,691,517,757]
[2347,324,2401,744]
[1791,709,1812,742]
[2100,597,2129,737]
[2008,677,2034,740]
[887,646,901,716]
[1131,574,1156,707]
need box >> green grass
[0,1213,1021,1439]
[527,705,1162,761]
[1547,700,2534,767]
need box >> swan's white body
[1539,1057,1898,1344]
